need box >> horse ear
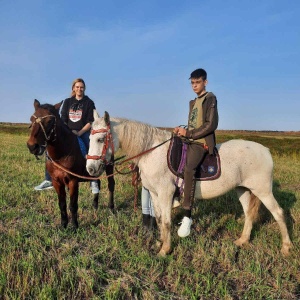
[34,99,40,109]
[93,109,100,120]
[54,101,63,111]
[104,111,110,125]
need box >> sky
[0,0,299,131]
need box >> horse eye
[28,124,32,129]
[98,138,104,143]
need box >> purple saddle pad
[167,136,221,181]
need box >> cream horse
[86,111,292,256]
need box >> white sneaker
[178,216,192,237]
[34,180,53,191]
[91,181,99,194]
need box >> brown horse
[27,99,115,229]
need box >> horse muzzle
[86,160,106,177]
[27,142,46,156]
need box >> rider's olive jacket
[185,92,218,155]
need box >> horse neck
[47,122,78,160]
[113,118,171,160]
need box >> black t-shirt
[61,96,95,131]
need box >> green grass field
[0,124,299,299]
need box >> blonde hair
[71,78,86,97]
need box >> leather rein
[36,116,171,180]
[84,123,172,178]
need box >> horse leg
[234,187,261,247]
[106,164,115,211]
[255,192,292,256]
[152,189,173,256]
[53,182,68,228]
[93,179,101,210]
[69,180,79,229]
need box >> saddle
[167,136,221,181]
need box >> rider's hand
[174,127,186,137]
[173,127,180,134]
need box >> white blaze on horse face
[86,131,106,176]
[86,114,114,176]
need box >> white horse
[86,111,292,256]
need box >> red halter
[86,123,114,164]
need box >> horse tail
[248,192,262,222]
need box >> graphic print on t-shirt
[189,107,198,130]
[69,102,83,122]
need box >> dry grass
[0,125,299,299]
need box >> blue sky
[1,0,299,131]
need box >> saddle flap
[167,136,221,181]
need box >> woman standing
[141,186,156,230]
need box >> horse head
[27,99,62,156]
[86,110,115,177]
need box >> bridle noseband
[86,123,114,165]
[30,114,57,143]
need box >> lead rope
[114,137,172,167]
[46,137,172,180]
[129,164,141,211]
[46,153,127,180]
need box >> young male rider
[174,68,219,237]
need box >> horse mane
[40,103,73,136]
[40,103,60,117]
[111,118,172,158]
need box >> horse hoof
[157,249,167,257]
[234,238,248,247]
[281,248,290,257]
[281,243,292,256]
[70,224,78,232]
[61,222,68,229]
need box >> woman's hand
[72,130,79,136]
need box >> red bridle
[86,124,114,164]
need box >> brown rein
[47,137,172,180]
[46,153,128,180]
[114,137,172,166]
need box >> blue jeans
[141,186,155,217]
[45,163,52,181]
[79,131,90,152]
